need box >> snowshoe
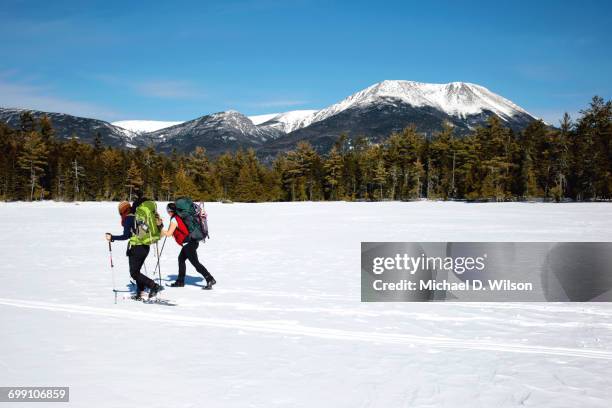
[148,284,164,299]
[170,281,184,287]
[202,277,216,290]
[131,292,143,301]
[144,298,177,306]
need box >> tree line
[0,96,610,203]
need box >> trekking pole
[108,240,117,304]
[154,237,167,286]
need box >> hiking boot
[148,284,163,299]
[131,292,143,301]
[203,277,216,290]
[170,281,184,287]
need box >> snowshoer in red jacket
[161,202,216,290]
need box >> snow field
[0,201,611,407]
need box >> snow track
[1,297,610,361]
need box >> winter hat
[118,201,131,216]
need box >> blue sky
[0,0,610,124]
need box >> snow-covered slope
[255,110,318,133]
[301,80,534,129]
[112,120,184,134]
[249,113,280,125]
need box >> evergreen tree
[233,150,266,202]
[39,115,55,142]
[294,142,321,200]
[573,96,612,199]
[385,127,425,200]
[428,125,455,199]
[186,146,220,200]
[160,170,173,201]
[0,123,18,199]
[323,146,344,200]
[17,132,48,200]
[406,159,425,199]
[549,113,571,201]
[174,166,198,198]
[373,158,387,200]
[100,149,124,200]
[282,151,304,201]
[125,160,144,200]
[478,117,516,200]
[19,111,35,133]
[215,152,237,199]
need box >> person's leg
[128,247,145,293]
[129,245,156,291]
[176,245,188,284]
[184,241,213,282]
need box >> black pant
[128,245,156,293]
[177,241,212,283]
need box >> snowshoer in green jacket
[105,197,163,300]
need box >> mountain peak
[303,80,532,126]
[222,109,242,115]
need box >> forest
[0,96,610,203]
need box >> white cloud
[90,74,207,101]
[0,78,120,120]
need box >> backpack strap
[125,213,136,235]
[172,215,189,235]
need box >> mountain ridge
[1,80,540,155]
[0,107,138,148]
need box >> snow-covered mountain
[1,80,540,155]
[304,80,532,127]
[112,120,184,134]
[0,107,138,148]
[153,110,279,155]
[151,110,331,154]
[256,80,536,143]
[260,80,538,154]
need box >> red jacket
[172,215,189,245]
